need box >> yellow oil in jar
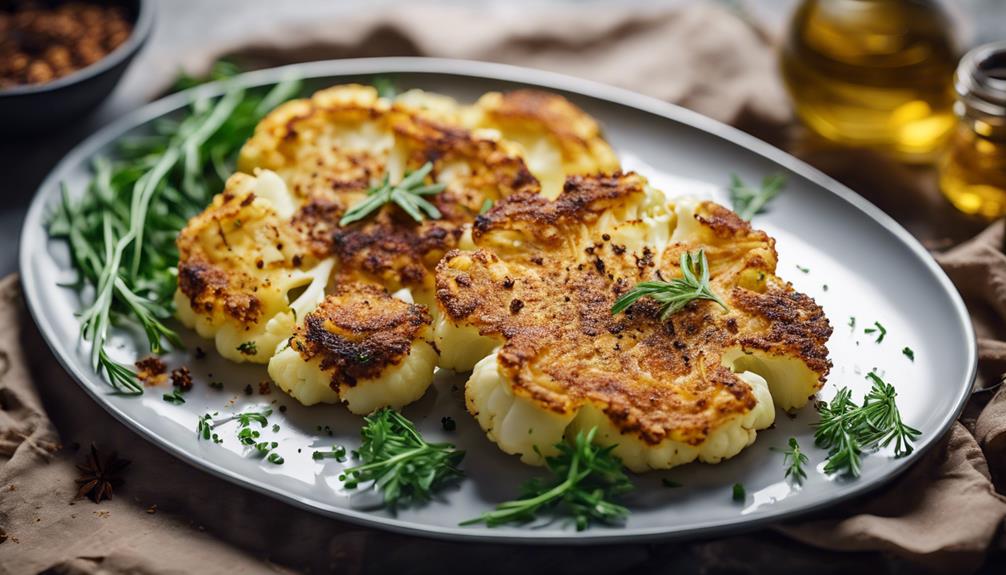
[782,0,957,162]
[939,42,1006,219]
[940,128,1006,218]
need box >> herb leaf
[611,250,727,320]
[864,321,887,343]
[772,437,808,484]
[339,162,446,226]
[461,427,633,531]
[814,372,920,477]
[903,347,915,361]
[340,409,464,509]
[729,173,786,220]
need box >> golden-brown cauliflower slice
[465,90,621,199]
[435,172,831,471]
[175,170,335,363]
[267,283,437,414]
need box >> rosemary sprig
[339,162,446,226]
[461,427,634,531]
[729,173,786,220]
[611,250,727,320]
[772,437,808,484]
[814,372,920,477]
[340,409,464,509]
[48,74,303,393]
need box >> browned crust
[289,283,431,387]
[436,173,832,446]
[177,259,262,324]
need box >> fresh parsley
[611,250,727,320]
[772,437,808,484]
[340,409,464,509]
[339,162,446,226]
[461,427,633,531]
[814,372,920,477]
[729,173,786,220]
[236,341,257,356]
[903,347,915,361]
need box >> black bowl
[0,0,154,134]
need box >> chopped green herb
[612,250,727,321]
[814,372,920,477]
[236,341,258,356]
[902,347,915,361]
[339,162,446,226]
[462,427,633,531]
[848,316,856,329]
[266,452,285,465]
[197,414,213,440]
[822,284,828,291]
[372,75,397,99]
[729,173,786,220]
[479,198,494,215]
[772,437,808,484]
[864,321,887,343]
[271,423,280,433]
[340,409,464,509]
[796,265,810,273]
[208,381,224,390]
[441,416,456,432]
[313,445,347,461]
[732,483,746,502]
[162,389,186,404]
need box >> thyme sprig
[611,250,727,321]
[814,372,920,477]
[462,427,634,531]
[340,409,464,509]
[339,162,446,226]
[729,173,786,220]
[49,76,302,393]
[773,437,808,484]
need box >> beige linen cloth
[3,4,1006,574]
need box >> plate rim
[19,56,978,545]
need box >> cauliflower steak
[435,172,831,471]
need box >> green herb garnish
[461,427,633,531]
[162,388,186,404]
[339,162,446,226]
[611,250,727,320]
[340,409,464,509]
[864,321,887,343]
[372,75,397,99]
[732,483,746,502]
[313,445,347,461]
[814,372,920,477]
[48,76,302,394]
[848,316,856,329]
[903,347,915,361]
[773,437,808,484]
[236,341,257,356]
[796,265,810,274]
[729,173,786,220]
[479,198,493,215]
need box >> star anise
[74,443,130,503]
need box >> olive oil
[782,0,957,162]
[939,42,1006,219]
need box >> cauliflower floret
[466,352,775,472]
[266,283,438,413]
[174,170,334,363]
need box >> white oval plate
[19,58,976,544]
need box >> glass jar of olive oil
[939,42,1006,219]
[781,0,957,162]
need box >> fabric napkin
[2,3,1005,574]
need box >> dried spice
[0,1,133,89]
[74,444,129,503]
[134,356,166,386]
[170,366,193,391]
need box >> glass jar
[939,42,1006,220]
[781,0,958,162]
